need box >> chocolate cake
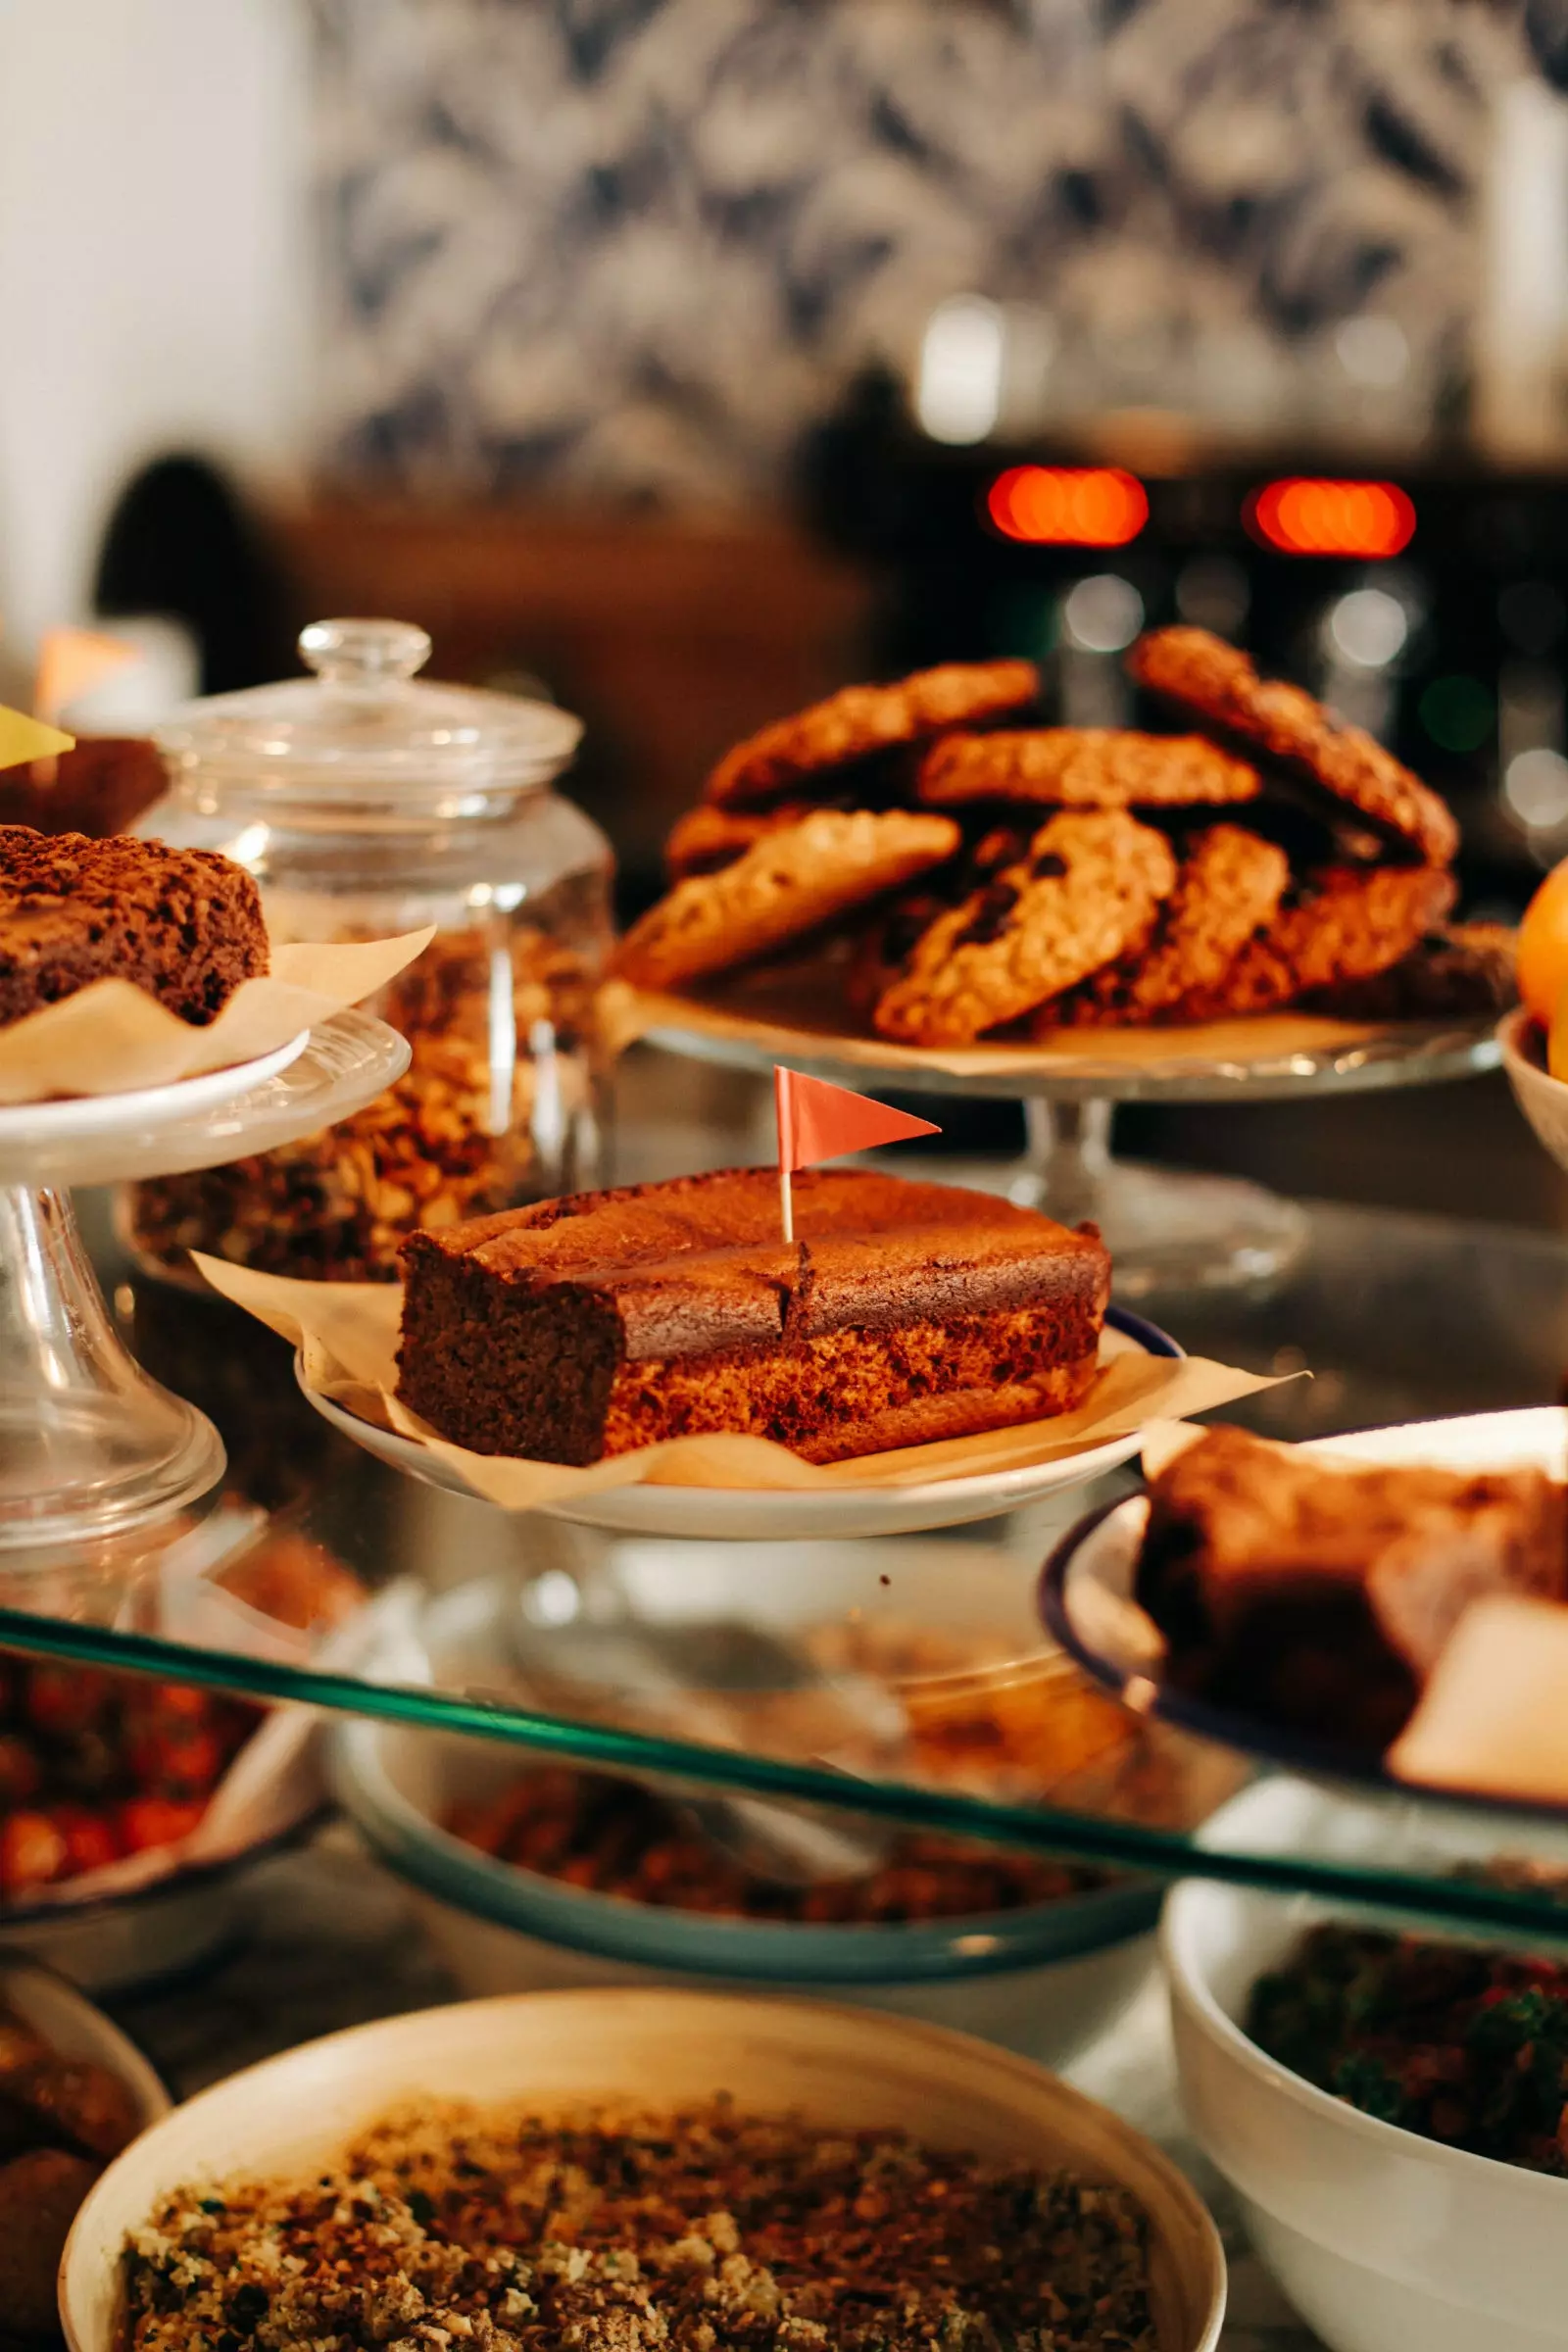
[0,825,268,1028]
[397,1166,1110,1466]
[1136,1424,1567,1749]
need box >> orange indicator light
[1248,477,1415,559]
[986,466,1149,548]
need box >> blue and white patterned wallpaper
[311,0,1557,505]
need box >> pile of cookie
[612,625,1515,1048]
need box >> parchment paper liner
[194,1255,1285,1510]
[0,928,435,1103]
[1389,1595,1568,1802]
[601,969,1495,1084]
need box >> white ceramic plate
[300,1305,1181,1540]
[61,1988,1225,2352]
[1498,1004,1568,1174]
[1042,1405,1568,1824]
[1,1007,411,1188]
[0,1027,310,1139]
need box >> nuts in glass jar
[126,925,606,1282]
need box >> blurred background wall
[9,0,1568,628]
[0,0,310,645]
[311,0,1528,505]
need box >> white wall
[0,0,311,652]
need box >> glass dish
[124,618,612,1283]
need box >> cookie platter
[631,983,1496,1296]
[613,629,1510,1295]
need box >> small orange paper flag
[33,628,140,728]
[774,1065,939,1240]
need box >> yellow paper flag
[0,704,74,772]
[33,628,140,726]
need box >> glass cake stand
[0,1009,410,1576]
[635,987,1501,1297]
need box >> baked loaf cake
[1136,1424,1566,1749]
[0,824,268,1028]
[398,1166,1110,1466]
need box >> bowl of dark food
[326,1546,1231,2067]
[0,1527,362,1991]
[62,1987,1225,2352]
[1164,1778,1568,2352]
[0,1954,168,2345]
[332,1722,1160,2064]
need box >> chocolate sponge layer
[0,825,268,1028]
[397,1166,1110,1467]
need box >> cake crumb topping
[122,2098,1157,2352]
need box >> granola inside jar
[122,618,612,1283]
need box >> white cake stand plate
[300,1307,1181,1542]
[0,1009,410,1568]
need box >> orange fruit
[1517,858,1568,1027]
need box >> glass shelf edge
[5,1606,1568,1946]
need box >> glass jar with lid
[124,616,612,1283]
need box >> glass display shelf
[6,1185,1568,1945]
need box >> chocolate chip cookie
[1129,626,1458,865]
[919,727,1260,810]
[1035,823,1291,1028]
[704,660,1040,808]
[1173,863,1459,1020]
[613,808,961,991]
[873,810,1177,1046]
[844,826,1027,1019]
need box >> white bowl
[61,1988,1225,2352]
[1164,1778,1568,2352]
[0,1792,325,1994]
[1499,1004,1568,1172]
[332,1715,1158,2067]
[334,1556,1161,2067]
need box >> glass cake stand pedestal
[635,987,1503,1297]
[0,1010,410,1592]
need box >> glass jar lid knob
[298,617,432,690]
